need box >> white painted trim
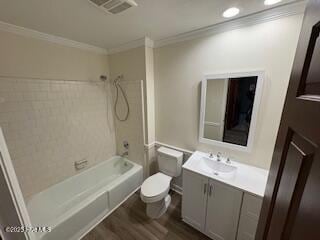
[0,21,108,54]
[144,142,156,150]
[145,37,155,48]
[0,127,35,240]
[204,121,221,127]
[145,140,194,155]
[155,141,194,155]
[199,70,265,152]
[108,37,154,55]
[0,2,305,55]
[154,1,306,48]
[106,1,306,52]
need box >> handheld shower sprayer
[113,75,130,121]
[100,74,129,121]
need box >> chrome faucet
[121,140,129,158]
[216,152,222,162]
[74,158,88,170]
[121,151,129,157]
[209,152,214,158]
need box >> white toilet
[140,146,183,219]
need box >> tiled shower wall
[0,77,116,199]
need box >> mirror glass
[200,73,262,150]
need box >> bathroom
[1,0,320,239]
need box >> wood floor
[82,191,211,240]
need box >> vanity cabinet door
[237,193,262,240]
[182,169,208,232]
[205,179,243,240]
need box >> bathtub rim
[26,155,138,203]
[27,157,142,228]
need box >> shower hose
[113,75,130,121]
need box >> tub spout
[121,151,129,158]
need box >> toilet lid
[141,173,172,198]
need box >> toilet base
[146,194,171,219]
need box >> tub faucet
[75,158,88,170]
[121,151,129,157]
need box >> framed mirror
[199,71,264,152]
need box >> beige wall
[0,13,305,200]
[109,46,157,178]
[154,14,304,169]
[0,30,108,81]
[0,30,116,198]
[108,47,146,171]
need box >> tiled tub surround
[0,77,116,199]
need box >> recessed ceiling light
[223,7,240,18]
[264,0,282,6]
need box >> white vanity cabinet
[182,169,263,240]
[237,193,263,240]
[182,151,268,240]
[182,169,243,240]
[205,179,243,240]
[181,169,208,232]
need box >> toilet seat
[140,173,172,203]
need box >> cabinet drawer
[237,193,262,240]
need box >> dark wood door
[256,0,320,239]
[224,79,239,130]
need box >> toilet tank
[157,147,183,177]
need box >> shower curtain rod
[0,75,104,83]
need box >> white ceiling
[0,0,303,49]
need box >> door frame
[0,127,34,240]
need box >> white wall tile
[0,78,116,199]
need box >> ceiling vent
[89,0,138,14]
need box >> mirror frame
[199,70,264,152]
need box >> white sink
[182,151,269,197]
[199,157,237,178]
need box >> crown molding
[154,1,307,48]
[145,37,155,48]
[0,21,108,54]
[0,1,306,55]
[103,1,306,53]
[107,37,154,55]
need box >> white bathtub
[26,156,143,240]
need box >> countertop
[182,151,269,197]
